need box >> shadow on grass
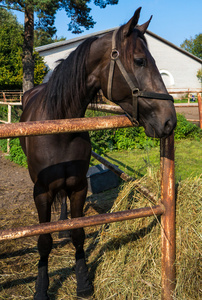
[104,153,145,178]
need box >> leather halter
[107,29,174,126]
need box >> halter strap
[107,29,174,126]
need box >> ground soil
[0,153,33,211]
[175,105,200,126]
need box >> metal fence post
[7,104,11,153]
[197,92,202,129]
[160,132,176,300]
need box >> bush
[9,138,27,167]
[175,113,202,140]
[86,110,159,154]
[87,110,202,154]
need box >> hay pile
[0,174,201,299]
[92,176,201,300]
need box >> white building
[36,28,202,92]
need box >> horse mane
[43,36,98,119]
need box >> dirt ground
[0,153,33,211]
[175,105,200,126]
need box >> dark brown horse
[20,7,176,300]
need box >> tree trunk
[22,5,34,93]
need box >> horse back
[21,84,46,111]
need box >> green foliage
[114,127,159,150]
[180,33,202,59]
[87,111,202,154]
[175,113,202,140]
[0,8,23,89]
[0,137,7,152]
[0,104,8,120]
[0,104,22,123]
[197,68,202,84]
[0,8,48,89]
[0,137,27,167]
[34,51,49,85]
[34,28,66,47]
[9,138,27,167]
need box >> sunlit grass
[90,139,202,181]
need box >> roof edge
[146,30,202,64]
[36,27,202,64]
[35,27,117,52]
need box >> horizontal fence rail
[0,205,165,241]
[0,115,133,139]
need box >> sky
[14,0,202,47]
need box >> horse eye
[134,58,146,67]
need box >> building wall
[146,33,201,91]
[39,41,80,70]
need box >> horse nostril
[164,119,173,135]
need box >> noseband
[107,30,174,126]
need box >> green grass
[174,98,198,103]
[91,139,202,181]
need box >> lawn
[91,139,202,181]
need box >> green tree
[180,33,202,59]
[196,68,202,85]
[0,0,119,92]
[0,8,48,90]
[0,8,23,89]
[34,28,66,47]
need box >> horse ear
[137,16,153,34]
[124,7,142,37]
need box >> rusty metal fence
[0,115,175,300]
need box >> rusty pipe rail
[0,204,165,241]
[0,115,133,139]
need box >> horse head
[87,7,177,138]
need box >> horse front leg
[69,182,93,298]
[34,184,53,300]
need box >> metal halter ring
[132,88,140,96]
[111,49,119,60]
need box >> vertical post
[3,92,6,102]
[7,104,11,153]
[160,132,176,300]
[197,93,202,129]
[187,90,190,104]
